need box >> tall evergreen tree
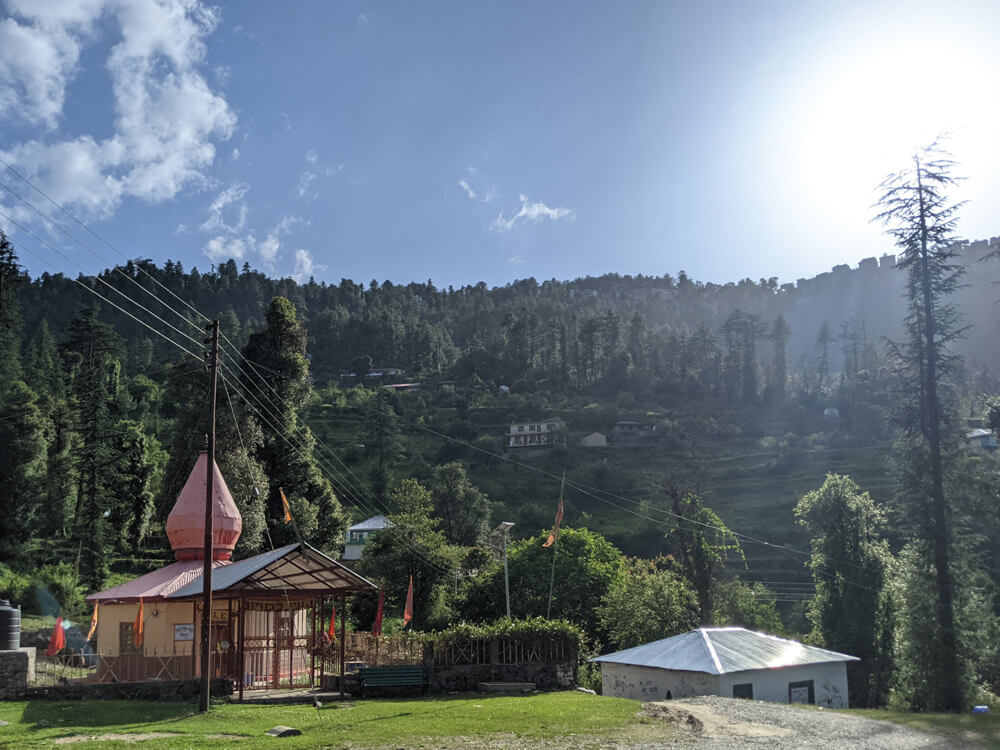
[63,307,124,590]
[0,230,24,388]
[874,141,966,711]
[241,297,348,551]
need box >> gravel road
[626,695,988,749]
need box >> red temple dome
[166,452,242,561]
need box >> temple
[86,452,375,697]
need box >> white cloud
[458,179,476,200]
[231,146,240,160]
[297,170,316,198]
[0,0,236,221]
[0,0,104,129]
[357,13,368,25]
[325,163,344,177]
[201,183,249,233]
[174,222,187,234]
[204,234,246,262]
[257,215,299,266]
[280,111,291,131]
[292,248,324,282]
[305,149,317,164]
[507,255,526,265]
[491,194,574,232]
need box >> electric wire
[219,365,457,578]
[0,157,876,598]
[0,206,207,357]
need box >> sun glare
[790,32,998,228]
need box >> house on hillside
[342,515,392,561]
[966,428,997,450]
[610,421,655,444]
[591,627,857,707]
[507,418,565,449]
[580,432,608,449]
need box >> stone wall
[16,677,233,701]
[0,648,35,699]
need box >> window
[119,623,140,654]
[788,679,815,704]
[732,683,753,699]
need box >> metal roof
[167,542,376,599]
[348,515,392,532]
[86,560,228,603]
[590,627,859,675]
[89,543,376,603]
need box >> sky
[2,0,1000,290]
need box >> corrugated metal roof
[590,627,859,674]
[86,559,230,603]
[348,515,391,532]
[167,542,376,599]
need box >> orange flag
[85,603,98,642]
[542,497,564,548]
[403,575,414,627]
[280,487,293,523]
[46,616,65,656]
[327,605,337,642]
[372,590,384,637]
[133,598,144,648]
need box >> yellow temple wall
[96,601,199,657]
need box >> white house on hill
[342,515,392,561]
[591,627,858,707]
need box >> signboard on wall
[174,623,194,641]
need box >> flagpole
[546,472,565,619]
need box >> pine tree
[241,297,348,551]
[874,141,966,711]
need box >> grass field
[0,691,663,749]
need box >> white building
[507,418,565,448]
[580,431,609,448]
[591,627,858,707]
[342,515,392,561]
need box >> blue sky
[2,0,1000,289]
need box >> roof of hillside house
[88,543,376,603]
[348,515,392,533]
[590,627,859,675]
[967,428,994,439]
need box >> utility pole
[199,320,219,713]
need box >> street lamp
[490,522,515,618]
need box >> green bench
[358,665,429,697]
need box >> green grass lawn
[0,691,661,749]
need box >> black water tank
[0,599,20,650]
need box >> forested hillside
[4,223,1000,708]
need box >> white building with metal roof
[342,515,392,561]
[591,627,858,707]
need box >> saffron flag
[85,603,98,642]
[280,487,293,523]
[133,598,144,649]
[542,497,564,548]
[46,616,65,657]
[403,575,414,627]
[327,605,337,642]
[372,590,384,638]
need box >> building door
[212,622,235,679]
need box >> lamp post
[491,522,515,618]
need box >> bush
[25,563,86,617]
[0,564,31,607]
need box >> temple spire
[166,452,242,561]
